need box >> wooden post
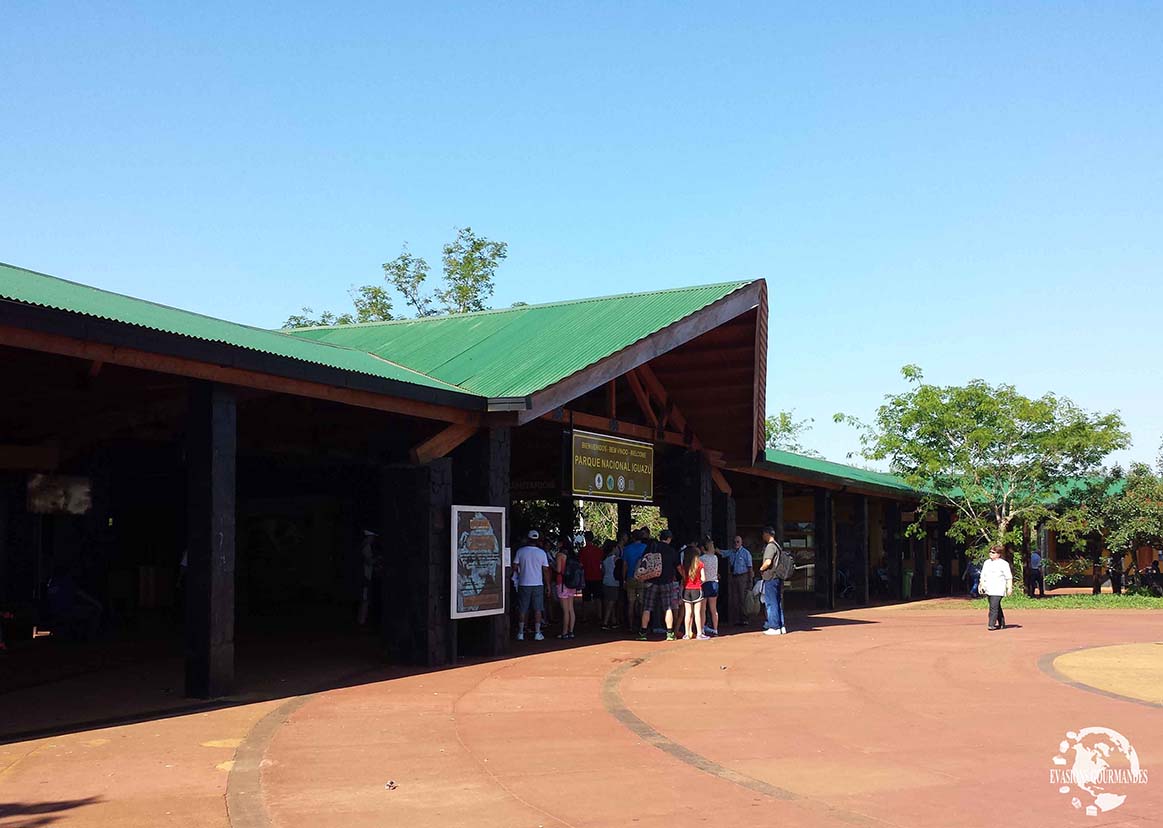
[775,481,785,544]
[814,489,834,610]
[859,495,870,605]
[887,503,903,600]
[712,489,736,549]
[382,458,452,667]
[617,502,633,538]
[184,381,236,699]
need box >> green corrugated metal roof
[761,449,918,495]
[0,261,468,394]
[288,281,753,397]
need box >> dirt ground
[2,602,1159,828]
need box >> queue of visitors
[510,525,795,642]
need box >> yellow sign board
[570,429,654,502]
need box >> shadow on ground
[0,796,101,827]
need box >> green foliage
[763,410,819,456]
[437,226,506,315]
[835,365,1129,559]
[578,502,665,541]
[382,245,434,317]
[1100,463,1163,557]
[283,227,507,327]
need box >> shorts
[602,585,621,603]
[584,580,603,601]
[555,584,579,600]
[682,588,704,604]
[701,582,719,598]
[517,585,544,614]
[643,581,681,615]
[624,578,645,607]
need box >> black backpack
[563,556,586,590]
[773,543,796,581]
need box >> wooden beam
[0,325,480,425]
[710,466,732,496]
[409,423,479,464]
[88,360,103,378]
[635,364,700,449]
[606,380,616,420]
[624,370,657,426]
[541,409,689,448]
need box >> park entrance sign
[570,429,654,502]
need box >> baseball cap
[659,529,673,541]
[527,529,540,540]
[573,534,585,546]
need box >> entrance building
[1,262,956,699]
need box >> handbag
[633,545,663,581]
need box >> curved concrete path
[247,607,1162,828]
[2,606,1159,827]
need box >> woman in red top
[681,545,708,640]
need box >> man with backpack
[759,526,791,636]
[637,529,682,641]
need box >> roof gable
[289,281,754,398]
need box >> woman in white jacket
[980,546,1013,630]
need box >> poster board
[569,429,654,502]
[451,505,507,619]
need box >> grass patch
[968,593,1163,610]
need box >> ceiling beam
[410,423,479,464]
[624,369,657,427]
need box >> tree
[1100,464,1163,580]
[835,365,1130,561]
[763,410,820,456]
[437,226,506,315]
[282,227,507,328]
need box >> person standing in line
[758,526,786,636]
[698,536,721,636]
[727,535,753,626]
[621,529,649,630]
[980,545,1013,631]
[681,543,709,640]
[554,537,580,639]
[1029,548,1045,597]
[514,531,551,641]
[578,531,604,622]
[639,529,681,641]
[600,540,621,630]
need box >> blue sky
[3,2,1160,465]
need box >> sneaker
[637,630,648,641]
[516,631,525,641]
[696,634,710,640]
[779,626,787,635]
[681,633,692,640]
[534,631,545,641]
[763,628,781,636]
[704,626,716,636]
[666,631,676,641]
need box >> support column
[382,458,453,667]
[451,428,511,657]
[887,503,903,600]
[938,508,954,596]
[712,489,736,550]
[859,495,870,605]
[617,502,633,539]
[813,489,834,610]
[668,450,711,544]
[184,381,236,699]
[558,496,576,544]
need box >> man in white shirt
[1029,550,1044,597]
[980,546,1013,631]
[514,530,551,641]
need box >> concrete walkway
[2,605,1160,827]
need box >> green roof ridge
[284,279,754,331]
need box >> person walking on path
[698,536,721,636]
[600,540,621,629]
[622,529,649,629]
[1029,549,1045,597]
[514,531,550,641]
[554,538,581,639]
[727,535,753,626]
[681,544,709,640]
[639,529,682,641]
[981,545,1013,630]
[759,527,786,636]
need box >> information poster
[451,505,507,619]
[570,429,654,502]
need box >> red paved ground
[2,604,1160,827]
